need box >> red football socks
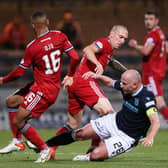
[9,112,22,139]
[23,125,47,151]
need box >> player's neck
[147,25,159,32]
[37,28,49,37]
[132,84,143,96]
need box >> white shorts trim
[147,76,158,96]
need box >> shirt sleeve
[66,49,80,76]
[93,39,104,53]
[19,47,33,69]
[2,47,32,83]
[112,80,122,91]
[63,33,74,53]
[2,66,27,83]
[144,94,158,116]
[62,33,80,76]
[145,33,157,47]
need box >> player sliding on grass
[45,69,160,161]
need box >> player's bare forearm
[109,58,127,72]
[83,45,103,75]
[96,75,114,87]
[147,113,160,140]
[140,113,160,147]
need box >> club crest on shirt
[134,98,139,106]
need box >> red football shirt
[75,38,113,76]
[142,26,167,78]
[3,31,79,100]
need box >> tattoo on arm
[109,58,127,72]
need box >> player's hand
[61,75,73,90]
[94,63,103,75]
[82,71,97,80]
[128,39,137,48]
[139,137,154,147]
[0,77,3,85]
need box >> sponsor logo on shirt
[124,101,138,113]
[145,100,155,108]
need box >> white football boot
[25,140,40,153]
[73,154,90,161]
[0,138,25,154]
[34,147,52,163]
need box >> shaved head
[122,69,141,84]
[109,25,128,49]
[121,69,142,94]
[111,25,128,33]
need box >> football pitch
[0,129,168,168]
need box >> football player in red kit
[129,10,168,121]
[0,11,79,163]
[44,25,128,159]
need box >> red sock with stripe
[9,112,22,139]
[22,125,47,151]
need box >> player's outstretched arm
[139,112,160,147]
[1,66,27,84]
[61,75,73,89]
[82,71,114,87]
[109,58,127,72]
[128,38,154,56]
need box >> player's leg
[46,123,98,147]
[16,90,54,163]
[49,99,84,160]
[156,96,168,120]
[148,76,168,120]
[7,94,24,139]
[74,113,136,161]
[0,83,32,154]
[77,79,115,153]
[93,97,115,115]
[86,97,115,153]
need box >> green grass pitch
[0,129,168,168]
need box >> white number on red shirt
[160,41,166,58]
[42,50,61,74]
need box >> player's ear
[155,18,159,25]
[133,82,137,89]
[32,23,35,29]
[46,19,49,25]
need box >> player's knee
[67,121,79,130]
[75,129,86,140]
[12,117,18,128]
[90,149,105,161]
[100,107,113,115]
[6,95,21,108]
[6,96,14,107]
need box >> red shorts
[21,88,59,118]
[142,75,163,96]
[68,76,106,114]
